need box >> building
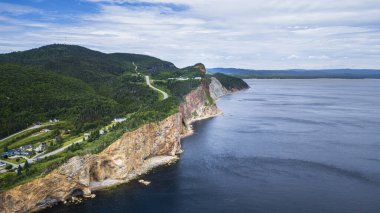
[34,142,46,152]
[113,118,127,123]
[84,133,91,140]
[20,144,33,151]
[99,130,105,135]
[21,151,32,156]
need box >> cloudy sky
[1,0,380,69]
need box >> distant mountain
[208,68,380,79]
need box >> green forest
[0,44,202,138]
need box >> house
[40,129,50,133]
[84,133,91,140]
[168,77,189,81]
[194,77,202,80]
[0,162,5,167]
[99,130,105,135]
[34,143,46,152]
[20,144,33,151]
[33,122,42,126]
[113,118,127,123]
[21,151,32,155]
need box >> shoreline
[88,109,223,192]
[89,155,179,191]
[181,110,223,139]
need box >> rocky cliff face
[209,77,229,100]
[0,78,228,213]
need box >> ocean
[43,79,380,213]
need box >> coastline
[0,76,248,213]
[91,107,224,191]
[181,110,223,139]
[89,155,179,191]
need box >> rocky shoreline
[0,77,241,213]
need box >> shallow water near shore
[43,79,380,213]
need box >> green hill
[0,44,201,138]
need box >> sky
[1,0,380,69]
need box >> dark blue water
[44,79,380,213]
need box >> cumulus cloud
[0,0,380,69]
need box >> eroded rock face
[194,63,206,75]
[209,77,229,100]
[0,83,222,213]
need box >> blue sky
[1,0,380,69]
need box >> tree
[16,158,20,163]
[52,129,60,136]
[24,160,30,170]
[16,165,22,176]
[5,164,12,170]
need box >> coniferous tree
[16,165,22,176]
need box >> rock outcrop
[209,77,229,100]
[0,78,230,213]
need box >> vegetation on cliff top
[0,44,201,138]
[211,73,250,90]
[0,44,247,192]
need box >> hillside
[208,68,380,79]
[0,44,206,139]
[0,44,250,198]
[211,73,249,91]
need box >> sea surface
[44,79,380,213]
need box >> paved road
[0,159,17,168]
[32,138,84,161]
[133,62,138,72]
[145,76,169,100]
[0,125,44,142]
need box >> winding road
[133,61,169,100]
[145,76,169,100]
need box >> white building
[113,118,127,123]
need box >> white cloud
[1,0,380,69]
[308,55,330,60]
[288,55,300,60]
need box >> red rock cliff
[0,79,223,213]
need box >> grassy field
[6,131,54,150]
[62,136,83,147]
[0,127,43,145]
[3,157,26,164]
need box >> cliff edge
[0,75,245,213]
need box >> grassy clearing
[62,136,83,147]
[0,127,43,146]
[3,157,26,164]
[7,131,54,150]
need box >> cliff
[0,78,231,213]
[209,77,229,100]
